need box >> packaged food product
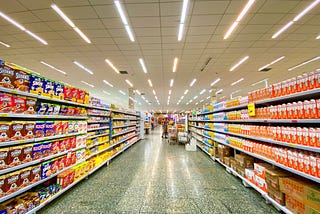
[12,95,26,114]
[8,146,22,167]
[4,172,20,194]
[309,154,317,177]
[10,121,24,141]
[32,143,43,160]
[0,121,11,142]
[45,103,54,115]
[41,142,52,157]
[54,82,64,100]
[24,97,37,114]
[43,79,55,97]
[22,122,35,139]
[68,121,74,133]
[0,175,5,197]
[59,139,66,152]
[77,89,86,104]
[29,74,44,95]
[30,165,41,183]
[51,158,59,174]
[41,160,52,179]
[52,104,60,115]
[45,121,54,137]
[71,88,78,102]
[13,68,30,92]
[64,86,73,101]
[18,167,31,187]
[53,121,62,135]
[21,144,33,163]
[61,121,69,134]
[36,102,47,115]
[0,147,9,169]
[0,60,15,88]
[0,92,13,113]
[35,121,45,138]
[59,105,68,115]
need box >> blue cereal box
[43,79,55,98]
[41,160,52,179]
[29,74,44,95]
[54,82,64,100]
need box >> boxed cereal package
[0,92,13,113]
[13,68,30,92]
[0,60,15,89]
[0,121,11,142]
[54,82,64,100]
[29,74,44,95]
[43,78,55,97]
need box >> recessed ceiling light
[193,96,198,99]
[81,80,94,88]
[224,0,255,39]
[258,56,285,71]
[230,56,249,72]
[125,79,133,87]
[200,89,206,95]
[216,89,223,94]
[209,89,213,93]
[272,0,320,39]
[103,80,114,87]
[73,61,93,75]
[119,90,126,95]
[0,41,10,48]
[41,61,66,75]
[190,79,197,87]
[139,58,147,73]
[231,78,244,86]
[210,78,221,86]
[170,79,174,87]
[103,90,111,95]
[0,12,48,45]
[114,0,135,42]
[288,56,320,71]
[173,57,178,72]
[51,4,91,43]
[105,59,120,74]
[177,0,189,41]
[148,79,153,87]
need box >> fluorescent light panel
[170,79,174,87]
[114,1,135,42]
[190,78,197,87]
[135,90,141,95]
[272,0,320,39]
[230,56,249,71]
[216,89,223,94]
[41,61,66,75]
[51,4,90,43]
[81,81,94,88]
[316,35,320,39]
[148,79,153,87]
[103,80,114,87]
[288,56,320,71]
[210,78,221,86]
[153,90,156,95]
[258,56,285,71]
[177,0,189,41]
[125,79,133,87]
[105,59,120,74]
[103,90,110,95]
[139,58,147,73]
[119,90,126,95]
[169,90,172,95]
[173,57,178,72]
[200,89,206,95]
[193,95,198,99]
[0,41,10,48]
[73,61,93,75]
[224,0,255,39]
[231,78,244,86]
[0,12,47,45]
[184,89,189,95]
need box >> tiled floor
[40,127,279,214]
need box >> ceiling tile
[193,1,229,15]
[126,3,159,17]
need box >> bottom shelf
[26,138,141,214]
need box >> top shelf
[111,109,139,117]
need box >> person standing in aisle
[162,118,168,138]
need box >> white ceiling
[0,0,319,112]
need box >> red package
[316,155,320,178]
[296,127,303,145]
[54,121,62,135]
[310,154,317,177]
[316,99,320,118]
[69,137,76,149]
[292,150,299,170]
[289,77,297,94]
[0,92,13,113]
[64,86,73,101]
[304,153,311,175]
[309,71,316,89]
[302,127,310,146]
[12,95,26,114]
[296,101,304,119]
[315,70,320,88]
[51,140,60,154]
[297,152,305,172]
[71,88,78,102]
[61,121,69,134]
[59,139,66,152]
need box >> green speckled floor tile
[39,127,280,213]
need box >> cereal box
[43,79,55,97]
[24,97,37,114]
[29,74,44,95]
[54,82,64,100]
[0,60,15,89]
[13,68,30,92]
[0,92,13,113]
[12,95,26,114]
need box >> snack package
[68,121,74,134]
[21,144,33,163]
[66,106,75,116]
[59,139,66,152]
[61,121,69,134]
[8,146,22,167]
[51,140,60,154]
[41,160,52,179]
[43,79,55,98]
[41,142,52,157]
[54,82,64,100]
[45,103,54,115]
[71,88,78,102]
[24,97,37,114]
[32,143,43,160]
[30,165,41,183]
[22,122,35,139]
[51,158,59,174]
[0,147,9,169]
[36,102,47,115]
[4,172,20,194]
[70,137,76,149]
[10,121,24,141]
[35,121,45,138]
[0,60,15,89]
[59,105,68,115]
[0,92,13,113]
[54,121,62,136]
[64,138,71,151]
[77,89,86,104]
[52,104,60,115]
[12,95,26,114]
[64,86,73,101]
[0,121,11,142]
[18,167,31,187]
[29,74,44,95]
[45,121,54,137]
[13,68,30,92]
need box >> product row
[0,60,89,104]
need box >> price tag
[289,144,295,148]
[248,103,256,117]
[1,113,9,117]
[44,115,49,118]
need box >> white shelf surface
[87,126,110,132]
[112,124,136,129]
[87,120,109,124]
[87,132,109,139]
[112,129,136,138]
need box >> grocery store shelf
[213,138,320,184]
[0,160,85,204]
[191,131,215,148]
[190,119,320,124]
[0,87,90,108]
[214,158,292,214]
[87,120,109,124]
[87,132,109,139]
[112,124,136,129]
[87,113,109,117]
[112,129,136,138]
[88,105,110,111]
[255,88,320,105]
[111,109,139,116]
[0,113,87,120]
[87,139,110,149]
[0,138,34,147]
[196,143,215,161]
[25,173,88,214]
[0,145,86,175]
[213,129,320,153]
[112,118,129,120]
[87,126,109,132]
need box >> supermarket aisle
[40,127,278,214]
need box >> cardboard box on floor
[280,177,320,212]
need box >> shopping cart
[167,127,177,144]
[178,132,188,144]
